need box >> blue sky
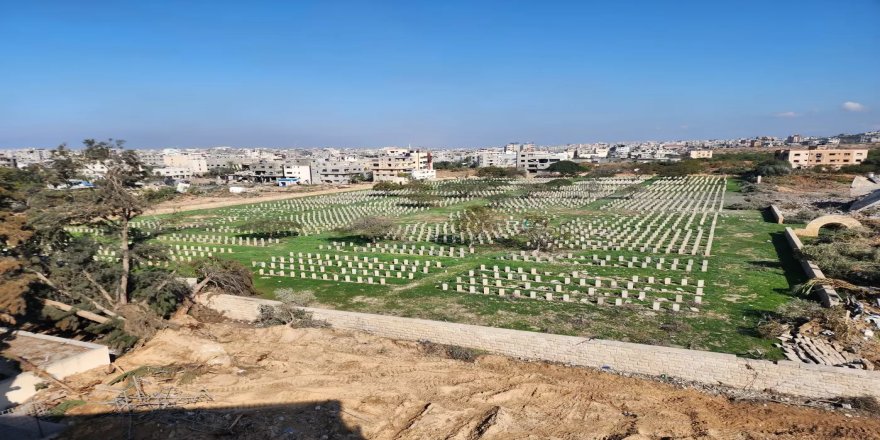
[1,0,878,148]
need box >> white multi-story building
[574,146,610,160]
[476,150,517,168]
[516,151,572,174]
[283,164,312,184]
[10,148,52,168]
[369,148,435,183]
[688,150,713,159]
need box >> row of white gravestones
[473,264,704,288]
[171,244,233,253]
[256,255,442,271]
[601,176,726,213]
[442,283,697,312]
[170,250,213,258]
[159,233,275,246]
[504,253,709,273]
[282,251,443,268]
[257,268,417,284]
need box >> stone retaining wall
[769,204,784,224]
[784,227,841,307]
[199,294,880,399]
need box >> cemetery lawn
[136,178,807,360]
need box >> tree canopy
[545,160,587,176]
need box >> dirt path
[59,323,880,439]
[144,184,373,215]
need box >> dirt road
[59,322,879,439]
[143,184,373,215]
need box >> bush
[418,340,482,362]
[257,303,327,328]
[754,160,792,177]
[786,209,821,224]
[775,299,825,323]
[476,167,524,178]
[274,288,316,306]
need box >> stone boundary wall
[198,294,880,399]
[783,227,841,307]
[769,204,784,224]
[0,330,110,410]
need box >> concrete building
[163,154,208,175]
[0,155,17,168]
[369,148,435,183]
[775,146,869,169]
[310,157,369,184]
[152,167,193,180]
[517,151,572,174]
[476,150,517,168]
[10,148,52,168]
[689,150,714,159]
[283,163,312,184]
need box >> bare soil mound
[58,323,880,439]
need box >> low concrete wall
[199,294,880,399]
[783,227,841,307]
[0,330,110,410]
[769,204,784,224]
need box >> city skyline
[2,0,878,148]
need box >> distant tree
[28,139,154,307]
[520,213,552,250]
[651,160,704,177]
[339,216,394,241]
[476,167,524,178]
[244,218,301,238]
[544,178,573,188]
[454,205,500,238]
[373,181,405,194]
[545,160,586,176]
[754,160,792,177]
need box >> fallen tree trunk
[42,298,111,324]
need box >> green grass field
[134,177,807,359]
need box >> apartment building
[369,148,435,183]
[516,151,572,174]
[689,150,713,159]
[775,146,869,169]
[152,167,193,180]
[163,154,208,175]
[283,163,312,184]
[476,150,517,168]
[0,155,17,168]
[310,157,369,184]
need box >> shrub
[274,288,316,306]
[786,209,821,225]
[754,160,792,176]
[418,340,482,362]
[257,303,327,328]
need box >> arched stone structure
[795,215,863,237]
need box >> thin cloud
[774,111,800,118]
[842,101,867,112]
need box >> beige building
[775,146,869,169]
[688,150,713,159]
[369,148,435,183]
[164,154,208,175]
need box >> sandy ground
[57,322,880,439]
[144,184,373,215]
